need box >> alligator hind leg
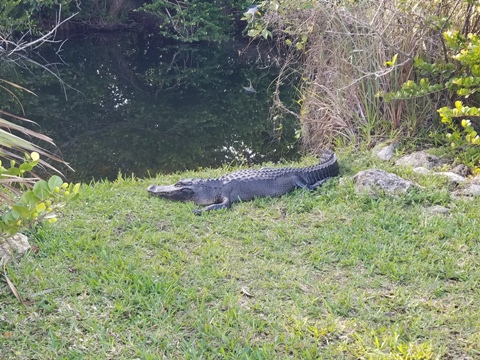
[306,178,330,190]
[293,176,330,191]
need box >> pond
[4,31,300,182]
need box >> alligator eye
[175,180,192,187]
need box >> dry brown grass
[262,0,480,152]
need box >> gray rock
[427,205,450,216]
[432,171,467,184]
[0,233,30,266]
[452,184,480,198]
[413,167,466,183]
[413,167,431,175]
[373,142,398,161]
[451,164,469,177]
[470,175,480,185]
[353,169,418,195]
[395,151,441,169]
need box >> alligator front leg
[192,197,232,215]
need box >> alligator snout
[147,185,157,193]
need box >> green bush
[141,0,252,42]
[1,152,80,240]
[0,0,77,32]
[386,29,480,170]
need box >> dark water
[4,32,300,181]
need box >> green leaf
[9,209,21,221]
[383,54,398,67]
[11,204,30,217]
[19,162,34,172]
[261,29,272,40]
[247,29,261,37]
[6,167,20,176]
[36,202,46,213]
[48,176,63,192]
[2,211,17,225]
[20,191,41,209]
[33,180,51,199]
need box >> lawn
[1,151,479,359]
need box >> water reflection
[5,32,299,181]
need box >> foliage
[385,29,480,169]
[0,0,76,32]
[0,0,142,33]
[241,3,271,40]
[0,0,36,30]
[437,102,480,170]
[438,104,480,145]
[243,0,480,151]
[242,0,315,44]
[140,0,251,42]
[1,152,80,239]
[244,0,432,149]
[1,0,263,43]
[0,87,80,242]
[1,18,81,244]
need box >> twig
[5,12,78,57]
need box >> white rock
[373,142,398,161]
[396,151,441,169]
[427,205,450,216]
[432,171,467,184]
[413,167,431,174]
[0,234,31,266]
[354,169,418,194]
[453,184,480,198]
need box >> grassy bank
[1,150,480,359]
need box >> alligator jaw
[147,184,195,202]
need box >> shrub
[385,29,480,169]
[1,152,80,240]
[249,0,480,151]
[141,0,252,42]
[1,14,81,247]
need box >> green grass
[1,150,480,359]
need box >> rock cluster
[351,146,479,210]
[354,143,480,202]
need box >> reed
[262,0,480,150]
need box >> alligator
[147,150,339,214]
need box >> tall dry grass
[262,0,480,151]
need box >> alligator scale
[148,150,339,213]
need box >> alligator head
[148,178,223,207]
[147,179,198,202]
